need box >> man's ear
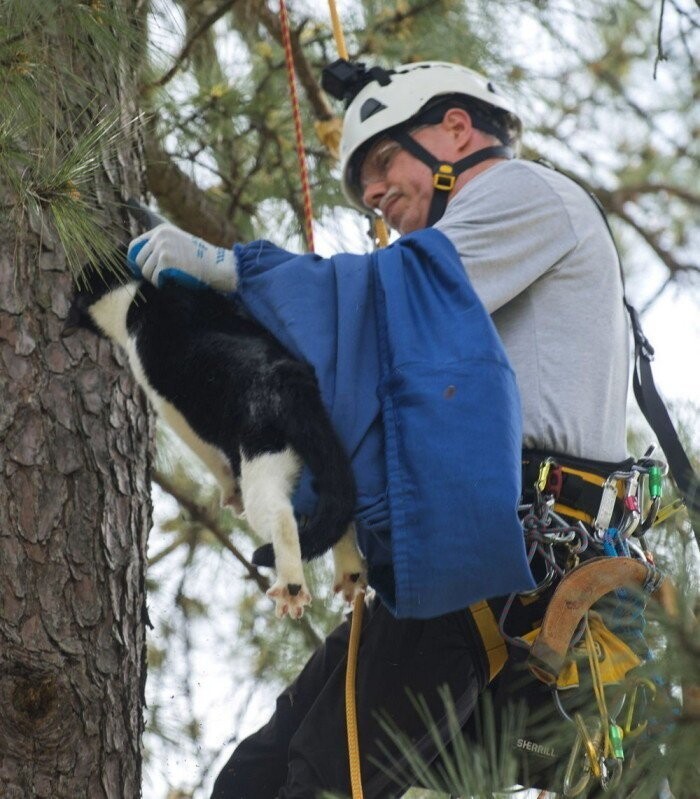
[441,107,474,146]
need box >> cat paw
[333,569,367,605]
[267,580,312,619]
[222,489,244,515]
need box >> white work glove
[127,223,238,292]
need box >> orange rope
[279,0,315,252]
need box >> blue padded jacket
[235,228,535,618]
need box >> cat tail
[252,385,356,568]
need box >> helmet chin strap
[391,131,513,226]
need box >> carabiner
[600,756,623,792]
[623,678,657,740]
[563,715,602,797]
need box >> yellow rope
[328,0,349,59]
[345,590,365,798]
[584,613,611,757]
[372,218,390,248]
[327,0,384,788]
[326,0,389,249]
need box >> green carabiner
[609,723,624,760]
[648,466,663,499]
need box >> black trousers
[211,597,488,799]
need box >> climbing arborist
[128,61,662,797]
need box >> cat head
[63,248,135,337]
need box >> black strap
[521,451,631,521]
[391,133,513,226]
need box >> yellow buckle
[433,164,456,191]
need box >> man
[129,62,633,797]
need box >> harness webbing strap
[390,134,513,227]
[469,600,509,681]
[522,456,627,525]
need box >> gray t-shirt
[435,159,629,462]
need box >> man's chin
[387,213,408,235]
[388,209,426,236]
[395,219,423,236]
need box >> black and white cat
[65,256,365,618]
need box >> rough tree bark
[0,4,152,797]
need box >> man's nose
[361,179,385,213]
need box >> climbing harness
[333,81,698,799]
[495,449,699,796]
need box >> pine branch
[654,0,668,77]
[143,131,240,246]
[610,201,699,283]
[148,531,192,567]
[354,0,445,56]
[639,276,673,314]
[546,162,700,291]
[270,128,309,242]
[149,0,241,89]
[613,183,700,207]
[153,469,268,592]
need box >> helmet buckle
[433,164,456,191]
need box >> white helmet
[337,61,522,212]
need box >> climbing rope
[328,0,349,60]
[326,3,372,790]
[279,0,315,252]
[279,3,391,792]
[345,590,366,799]
[326,0,389,249]
[326,2,386,793]
[584,615,612,759]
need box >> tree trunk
[0,3,151,797]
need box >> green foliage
[373,689,524,796]
[0,0,142,273]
